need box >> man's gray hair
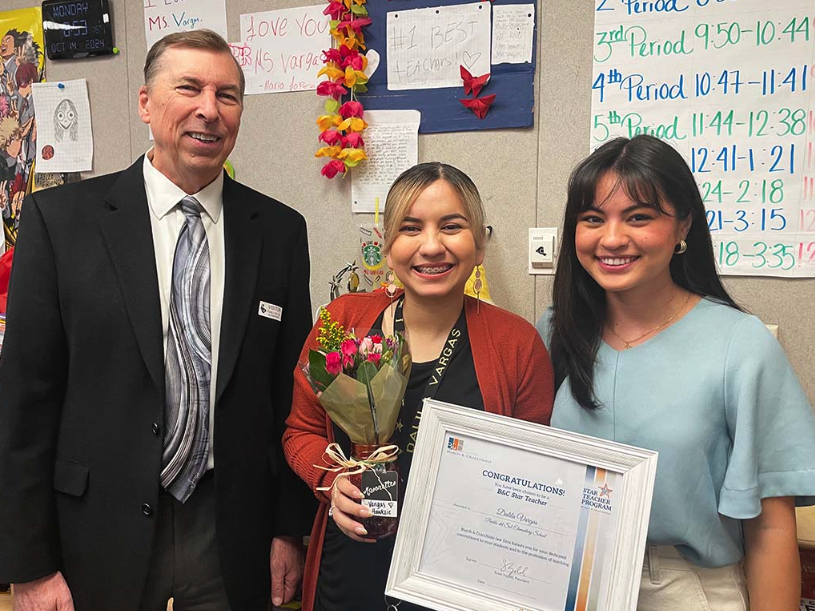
[143,29,245,99]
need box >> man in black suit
[0,30,316,611]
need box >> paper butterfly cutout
[459,94,496,120]
[460,66,490,97]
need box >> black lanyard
[393,297,465,402]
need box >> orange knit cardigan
[283,289,554,611]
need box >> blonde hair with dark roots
[383,162,487,253]
[143,29,245,100]
[0,116,22,149]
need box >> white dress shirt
[142,152,224,470]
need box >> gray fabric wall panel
[13,0,812,403]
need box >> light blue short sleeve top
[536,298,815,568]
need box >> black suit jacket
[0,158,317,610]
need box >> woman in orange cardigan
[283,163,554,611]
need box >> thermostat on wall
[42,0,114,60]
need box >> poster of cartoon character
[0,7,45,252]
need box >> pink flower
[366,353,381,365]
[342,354,355,370]
[323,0,346,19]
[359,337,374,356]
[321,159,346,179]
[318,130,343,146]
[341,339,358,356]
[322,49,343,64]
[342,132,364,149]
[372,342,383,355]
[336,46,365,71]
[325,351,342,375]
[317,80,348,98]
[339,101,364,119]
[347,53,364,71]
[338,16,372,34]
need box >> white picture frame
[386,399,658,611]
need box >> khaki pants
[638,546,749,611]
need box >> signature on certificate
[497,559,530,579]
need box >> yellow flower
[344,65,369,88]
[316,114,342,131]
[337,117,367,133]
[339,31,366,51]
[339,37,354,49]
[317,65,345,81]
[337,148,367,162]
[315,146,343,159]
[343,0,366,8]
[317,307,347,351]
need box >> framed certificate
[386,399,658,611]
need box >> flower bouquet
[304,307,412,539]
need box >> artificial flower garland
[315,0,372,179]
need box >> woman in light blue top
[537,135,815,611]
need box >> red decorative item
[459,94,496,120]
[460,66,490,97]
[321,159,346,179]
[0,248,15,313]
[459,64,495,119]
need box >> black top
[314,308,484,611]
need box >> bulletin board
[359,0,537,133]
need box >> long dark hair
[550,135,741,409]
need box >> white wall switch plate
[529,228,557,275]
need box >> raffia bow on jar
[316,442,400,486]
[302,307,412,538]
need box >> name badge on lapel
[258,301,283,321]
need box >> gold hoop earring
[674,240,687,255]
[473,265,483,313]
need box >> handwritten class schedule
[591,0,815,277]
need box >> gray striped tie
[161,195,211,503]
